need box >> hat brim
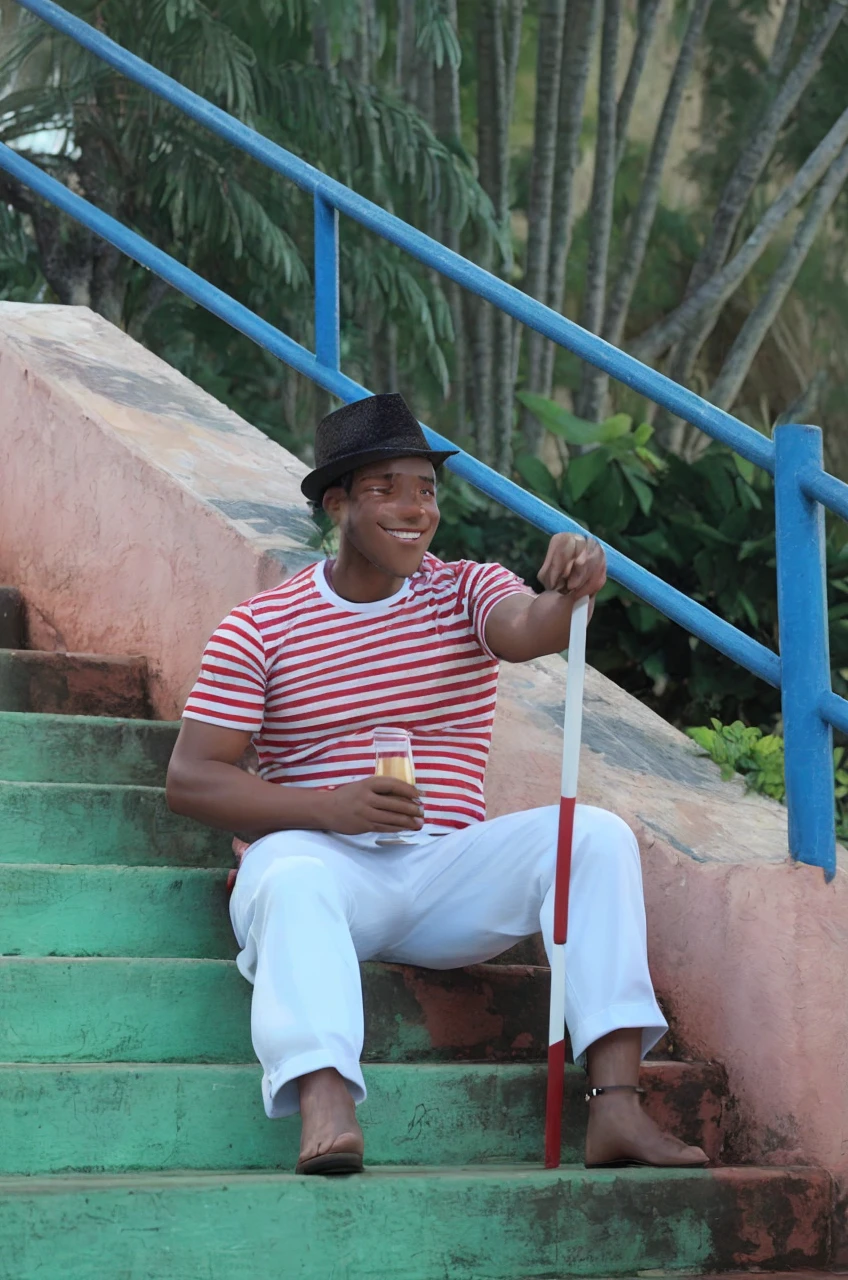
[301,444,459,503]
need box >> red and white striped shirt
[183,555,531,830]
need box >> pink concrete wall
[0,304,313,715]
[1,303,847,1211]
[492,658,848,1192]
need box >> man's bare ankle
[298,1067,350,1105]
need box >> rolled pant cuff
[569,1003,669,1068]
[262,1050,367,1119]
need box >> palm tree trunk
[629,102,848,362]
[472,0,515,469]
[519,0,568,449]
[656,0,846,450]
[707,144,848,417]
[312,13,333,76]
[434,0,468,441]
[766,0,800,81]
[603,0,713,350]
[505,0,526,130]
[539,0,600,406]
[574,0,621,422]
[396,0,417,95]
[614,0,663,167]
[472,0,504,464]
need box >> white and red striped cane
[544,593,590,1169]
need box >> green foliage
[0,0,497,440]
[436,392,848,731]
[0,203,43,302]
[686,718,785,797]
[686,718,848,841]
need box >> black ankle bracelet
[585,1084,646,1102]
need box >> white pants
[229,805,667,1118]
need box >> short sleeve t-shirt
[182,554,531,830]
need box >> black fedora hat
[301,393,458,503]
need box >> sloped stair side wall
[1,302,845,1245]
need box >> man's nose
[392,490,428,520]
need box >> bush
[432,393,848,733]
[686,718,848,840]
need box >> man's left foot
[296,1068,364,1176]
[584,1088,708,1168]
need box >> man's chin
[387,551,427,579]
[370,543,430,579]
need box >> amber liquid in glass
[373,729,418,844]
[375,754,416,786]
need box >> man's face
[324,456,440,577]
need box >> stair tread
[0,1059,725,1174]
[0,780,229,866]
[0,955,724,1075]
[0,650,149,717]
[0,711,177,785]
[2,649,146,660]
[0,1163,827,1185]
[0,1164,830,1279]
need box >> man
[166,393,707,1176]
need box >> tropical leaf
[514,453,562,505]
[599,413,634,442]
[567,448,608,501]
[516,392,607,445]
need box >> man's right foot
[584,1089,708,1168]
[296,1067,364,1175]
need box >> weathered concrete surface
[0,1059,725,1175]
[0,586,25,649]
[0,952,716,1079]
[0,649,149,717]
[0,303,315,714]
[0,863,235,959]
[0,1165,831,1279]
[490,655,848,1180]
[1,303,846,1192]
[0,711,176,785]
[0,780,231,866]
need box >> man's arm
[484,533,606,663]
[166,719,424,837]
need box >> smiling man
[166,393,707,1175]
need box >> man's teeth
[385,530,422,541]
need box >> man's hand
[538,533,606,598]
[325,777,424,835]
[485,533,607,662]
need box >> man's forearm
[495,590,590,662]
[166,759,331,835]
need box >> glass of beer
[373,727,419,845]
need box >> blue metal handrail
[1,0,845,878]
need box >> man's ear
[322,485,345,524]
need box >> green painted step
[0,864,235,957]
[0,1166,830,1280]
[0,785,229,865]
[0,711,177,785]
[0,957,556,1064]
[0,650,149,717]
[0,1061,720,1173]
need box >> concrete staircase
[0,584,836,1279]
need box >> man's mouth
[382,528,424,542]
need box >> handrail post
[314,191,340,371]
[774,423,836,880]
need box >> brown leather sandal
[295,1151,364,1176]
